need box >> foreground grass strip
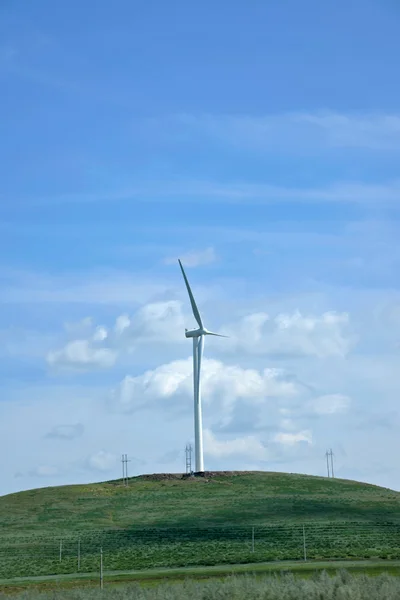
[1,558,400,590]
[2,571,400,599]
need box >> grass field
[1,471,400,580]
[2,559,400,592]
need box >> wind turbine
[178,259,227,474]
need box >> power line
[185,443,193,475]
[329,448,335,479]
[325,450,330,478]
[125,454,131,485]
[326,448,335,478]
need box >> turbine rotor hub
[185,328,203,338]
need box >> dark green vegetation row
[3,571,400,600]
[1,472,400,579]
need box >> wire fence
[1,521,400,580]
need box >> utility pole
[329,448,335,478]
[325,450,331,477]
[185,443,193,475]
[125,453,131,485]
[100,547,103,589]
[121,453,131,486]
[251,526,255,552]
[78,537,81,571]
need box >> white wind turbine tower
[178,259,227,474]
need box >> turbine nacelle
[185,328,227,338]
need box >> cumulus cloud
[116,301,185,345]
[45,423,84,440]
[47,339,117,371]
[87,450,117,472]
[204,429,269,460]
[29,465,59,477]
[47,301,186,371]
[203,425,313,464]
[114,314,131,335]
[308,394,351,415]
[164,247,217,267]
[272,430,313,445]
[219,310,352,358]
[93,326,108,342]
[47,302,353,373]
[63,317,94,337]
[110,357,298,432]
[279,418,297,431]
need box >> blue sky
[1,0,400,496]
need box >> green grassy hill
[2,471,400,532]
[1,471,400,579]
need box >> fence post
[59,539,63,563]
[251,526,255,552]
[303,525,307,561]
[78,537,81,571]
[100,547,103,589]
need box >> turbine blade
[178,259,203,329]
[205,331,229,338]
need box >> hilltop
[2,471,400,535]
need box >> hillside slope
[2,471,400,579]
[2,471,400,534]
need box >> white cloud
[272,430,313,446]
[151,179,400,206]
[2,349,400,495]
[93,326,108,342]
[110,357,298,423]
[45,424,84,440]
[119,301,185,344]
[296,112,400,150]
[203,429,269,460]
[164,247,217,267]
[31,465,59,477]
[204,426,313,462]
[219,310,352,358]
[19,177,400,209]
[47,339,117,371]
[308,394,351,415]
[46,301,187,371]
[87,450,117,472]
[47,303,353,372]
[279,418,297,431]
[0,269,168,304]
[64,317,93,337]
[157,111,400,152]
[114,314,131,334]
